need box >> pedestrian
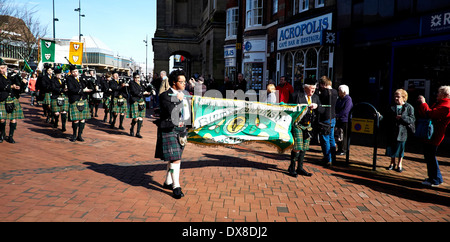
[318,76,338,167]
[235,73,247,92]
[129,72,150,138]
[66,65,92,142]
[335,84,353,155]
[28,72,37,106]
[287,78,324,177]
[220,76,234,98]
[266,84,277,104]
[49,67,69,132]
[156,69,190,199]
[109,72,129,130]
[385,89,415,172]
[0,58,27,144]
[158,70,169,95]
[276,76,294,103]
[418,86,450,187]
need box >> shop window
[318,47,330,79]
[245,62,264,90]
[294,51,305,88]
[283,52,293,82]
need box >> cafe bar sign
[277,13,332,51]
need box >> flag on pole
[40,39,55,63]
[22,59,33,74]
[188,96,309,153]
[69,42,83,65]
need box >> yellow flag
[69,42,83,65]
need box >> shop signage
[224,46,236,58]
[351,118,374,135]
[243,39,266,53]
[421,10,450,36]
[278,13,332,50]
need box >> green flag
[40,39,55,63]
[22,59,33,74]
[188,96,309,153]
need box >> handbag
[335,126,344,142]
[57,97,65,106]
[138,101,146,111]
[178,131,188,147]
[5,99,15,113]
[415,118,434,140]
[76,100,85,112]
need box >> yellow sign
[351,118,374,135]
[69,42,83,65]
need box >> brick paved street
[0,96,449,222]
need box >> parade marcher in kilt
[101,73,113,123]
[82,69,102,118]
[49,67,69,131]
[129,73,150,138]
[66,65,92,142]
[155,70,190,199]
[109,72,129,129]
[288,78,324,177]
[41,65,54,123]
[0,58,27,144]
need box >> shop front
[277,12,334,90]
[224,44,237,82]
[243,38,267,91]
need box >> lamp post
[143,35,148,79]
[52,0,59,39]
[74,0,85,42]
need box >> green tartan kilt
[112,98,129,117]
[129,99,146,119]
[161,129,185,161]
[103,97,111,109]
[69,99,91,121]
[43,92,52,105]
[0,97,24,120]
[51,95,69,113]
[292,124,312,151]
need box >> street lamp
[74,0,85,42]
[143,35,148,79]
[52,0,59,39]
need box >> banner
[69,42,83,65]
[188,96,309,153]
[40,39,55,63]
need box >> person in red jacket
[418,86,450,187]
[276,76,294,103]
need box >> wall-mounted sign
[351,118,374,135]
[421,10,450,36]
[277,13,332,50]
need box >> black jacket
[109,79,127,99]
[159,88,190,131]
[0,74,11,102]
[66,75,87,104]
[129,81,145,104]
[318,88,338,121]
[41,74,53,93]
[50,77,67,99]
[289,90,324,125]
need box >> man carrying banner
[66,65,92,142]
[156,69,190,199]
[288,78,324,177]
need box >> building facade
[152,0,226,85]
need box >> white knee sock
[170,163,181,189]
[165,163,173,185]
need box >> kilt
[51,95,69,113]
[68,99,91,121]
[161,128,185,161]
[103,96,111,109]
[129,99,146,119]
[0,97,24,120]
[43,92,52,105]
[292,124,312,151]
[112,98,129,117]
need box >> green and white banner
[188,96,309,153]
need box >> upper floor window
[246,0,263,28]
[315,0,324,8]
[273,0,278,14]
[294,0,309,15]
[226,7,239,38]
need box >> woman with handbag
[335,85,353,155]
[385,89,415,172]
[128,73,150,138]
[156,70,190,199]
[418,86,450,187]
[66,65,92,142]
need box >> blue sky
[13,0,156,67]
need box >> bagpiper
[49,66,69,131]
[41,64,54,123]
[109,72,129,129]
[66,65,92,142]
[0,58,27,143]
[128,72,150,138]
[101,72,113,123]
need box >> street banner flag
[69,42,83,65]
[23,59,33,74]
[188,96,309,153]
[40,39,55,63]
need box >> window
[273,0,278,14]
[294,0,309,15]
[246,0,263,28]
[226,8,239,38]
[315,0,324,8]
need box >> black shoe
[130,129,134,137]
[386,165,395,170]
[163,183,173,189]
[297,169,312,177]
[136,133,142,139]
[7,136,15,144]
[173,187,184,199]
[119,126,125,130]
[77,136,84,142]
[70,136,77,142]
[287,165,298,178]
[395,167,403,173]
